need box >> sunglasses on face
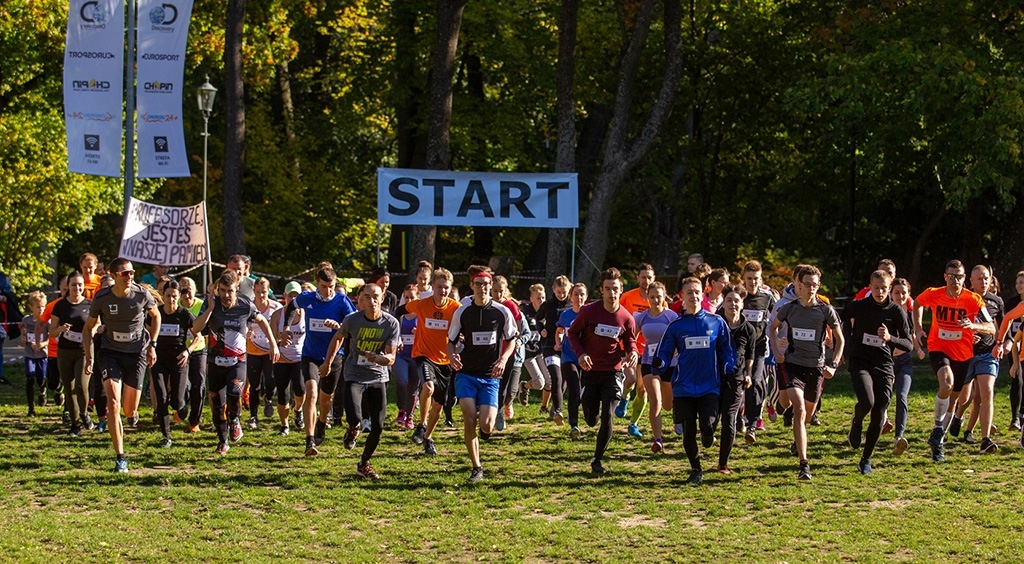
[115,270,135,277]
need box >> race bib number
[595,323,621,338]
[472,331,497,346]
[1012,320,1022,335]
[309,318,333,333]
[861,333,885,348]
[251,330,269,345]
[401,334,415,346]
[214,356,239,367]
[792,328,816,342]
[159,325,180,337]
[64,330,83,343]
[425,318,449,331]
[743,309,765,323]
[645,342,659,357]
[938,328,963,341]
[356,354,373,366]
[111,331,137,343]
[544,355,560,366]
[684,336,710,349]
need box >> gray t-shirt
[774,299,841,368]
[89,283,158,353]
[339,311,400,384]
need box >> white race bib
[401,334,415,346]
[356,354,373,366]
[251,330,269,345]
[214,356,239,367]
[425,318,449,331]
[792,328,816,342]
[743,309,765,323]
[159,325,180,337]
[938,328,962,341]
[111,331,137,343]
[684,336,710,349]
[595,323,621,338]
[861,333,885,348]
[309,318,333,333]
[472,331,497,346]
[544,355,560,366]
[64,330,83,343]
[645,342,659,357]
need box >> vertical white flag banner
[64,0,125,177]
[136,0,193,178]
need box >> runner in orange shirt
[617,264,653,437]
[914,259,992,462]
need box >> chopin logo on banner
[119,197,209,266]
[377,168,579,228]
[64,0,124,177]
[136,0,193,178]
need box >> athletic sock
[629,395,648,425]
[934,396,949,427]
[939,410,955,431]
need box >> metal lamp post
[197,75,217,295]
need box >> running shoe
[54,393,63,407]
[278,424,290,437]
[552,410,565,426]
[294,410,305,431]
[991,423,999,435]
[627,423,642,438]
[881,419,894,435]
[69,425,82,437]
[737,420,747,435]
[539,405,549,416]
[948,416,962,437]
[396,410,407,427]
[423,438,437,456]
[1011,418,1022,432]
[809,413,821,426]
[247,416,258,430]
[686,468,702,485]
[0,377,10,386]
[344,426,359,450]
[216,442,230,455]
[858,458,873,475]
[97,421,107,433]
[754,419,766,432]
[504,403,514,421]
[518,381,530,406]
[304,438,319,457]
[615,399,629,418]
[674,423,683,436]
[357,461,380,480]
[717,466,731,475]
[848,419,863,449]
[590,458,606,476]
[81,415,95,431]
[313,421,326,446]
[766,404,778,422]
[980,437,999,454]
[172,412,182,424]
[744,428,756,445]
[38,393,46,407]
[651,439,663,453]
[797,460,812,481]
[790,442,798,456]
[962,430,977,445]
[894,436,908,456]
[444,418,455,428]
[495,411,506,431]
[127,414,139,428]
[469,467,484,483]
[569,426,581,440]
[403,417,415,430]
[187,424,200,433]
[927,426,945,446]
[160,437,173,449]
[411,424,426,445]
[264,400,274,419]
[113,458,129,473]
[931,442,946,462]
[783,407,794,428]
[230,419,244,442]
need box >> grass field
[3,359,1024,563]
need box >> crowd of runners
[3,251,1024,484]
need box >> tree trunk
[546,0,579,284]
[410,0,467,277]
[276,60,300,180]
[575,0,683,284]
[222,0,247,255]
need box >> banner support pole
[571,228,576,282]
[124,0,136,216]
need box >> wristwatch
[151,341,159,349]
[828,361,839,369]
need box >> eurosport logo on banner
[64,0,124,177]
[377,168,579,228]
[136,0,193,178]
[120,197,209,266]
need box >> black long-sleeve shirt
[841,296,912,371]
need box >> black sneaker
[783,407,794,428]
[411,424,426,445]
[444,418,455,428]
[590,458,606,475]
[343,426,359,450]
[278,424,290,437]
[424,438,437,456]
[264,400,274,419]
[931,442,946,462]
[469,467,484,482]
[294,410,305,431]
[304,437,319,457]
[858,458,873,475]
[539,405,549,416]
[848,420,863,449]
[686,468,703,485]
[69,425,82,437]
[928,426,945,446]
[82,415,95,431]
[160,437,173,449]
[790,442,798,456]
[809,413,821,426]
[127,414,139,428]
[38,393,46,407]
[948,416,962,437]
[62,412,71,425]
[962,430,977,445]
[313,421,327,446]
[518,381,530,406]
[798,460,812,481]
[980,437,999,454]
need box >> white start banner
[119,197,209,266]
[136,0,193,178]
[377,168,579,228]
[64,0,125,177]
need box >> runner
[1002,271,1024,430]
[269,280,305,436]
[618,264,654,436]
[291,267,356,456]
[79,252,103,300]
[915,260,991,462]
[368,267,399,315]
[740,260,777,443]
[393,267,460,456]
[21,292,49,417]
[717,284,754,473]
[46,272,94,434]
[702,268,730,313]
[246,277,282,429]
[654,276,733,485]
[841,270,913,474]
[37,276,67,417]
[536,276,572,420]
[400,261,435,306]
[322,283,400,479]
[150,281,196,447]
[888,278,924,455]
[193,270,279,454]
[447,267,518,482]
[554,282,589,438]
[82,258,161,473]
[517,284,548,407]
[226,254,256,300]
[176,277,208,433]
[633,281,678,452]
[768,265,844,480]
[393,284,419,429]
[565,268,639,475]
[488,274,523,431]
